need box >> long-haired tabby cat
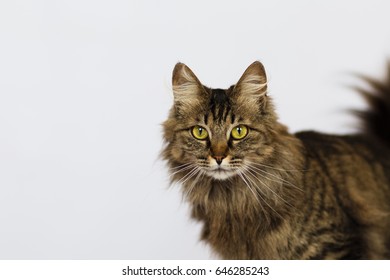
[162,61,390,259]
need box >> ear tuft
[235,61,268,98]
[171,63,205,113]
[172,63,198,86]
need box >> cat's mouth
[205,166,237,180]
[196,157,241,180]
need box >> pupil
[237,127,241,134]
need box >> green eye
[191,125,208,140]
[231,125,248,140]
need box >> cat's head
[163,61,280,181]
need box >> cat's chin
[206,169,236,180]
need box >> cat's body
[162,61,390,259]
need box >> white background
[0,0,390,259]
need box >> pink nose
[213,156,225,165]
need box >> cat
[162,61,390,259]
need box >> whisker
[240,168,284,221]
[245,162,303,192]
[178,166,201,186]
[170,162,193,170]
[245,159,304,172]
[236,169,270,224]
[169,164,197,176]
[185,169,204,198]
[175,166,197,184]
[236,170,260,203]
[243,166,295,209]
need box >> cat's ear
[234,61,268,100]
[172,63,205,108]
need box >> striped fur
[162,61,390,259]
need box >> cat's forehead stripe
[209,88,231,123]
[204,113,209,125]
[230,113,236,124]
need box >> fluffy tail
[354,63,390,147]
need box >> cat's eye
[231,125,248,140]
[191,125,208,140]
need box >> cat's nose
[213,156,225,165]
